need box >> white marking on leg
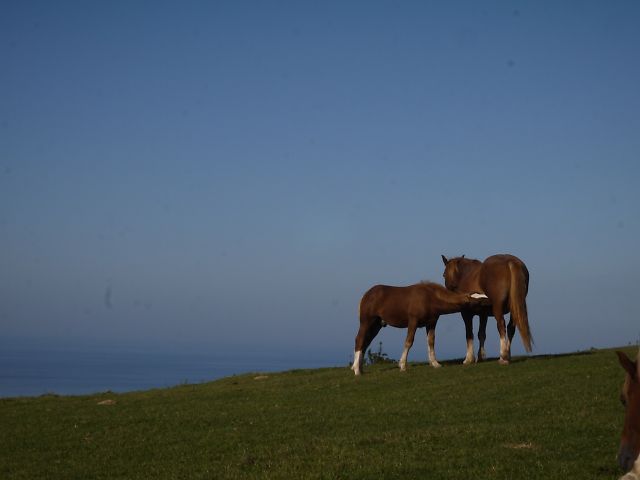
[499,336,509,364]
[463,338,475,364]
[352,350,362,375]
[427,331,441,368]
[399,347,409,371]
[428,348,441,368]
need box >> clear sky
[2,1,639,363]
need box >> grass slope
[0,347,633,479]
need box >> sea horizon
[0,340,348,398]
[2,335,624,399]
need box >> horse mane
[450,255,481,264]
[450,256,482,277]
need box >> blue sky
[1,1,639,363]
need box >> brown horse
[617,349,640,478]
[441,254,532,365]
[351,282,489,376]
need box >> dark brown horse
[617,349,640,478]
[441,254,532,365]
[351,282,489,375]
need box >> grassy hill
[0,347,633,479]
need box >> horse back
[481,255,529,292]
[359,284,435,322]
[484,254,526,270]
[476,255,529,316]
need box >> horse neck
[455,260,482,290]
[437,289,470,313]
[459,259,481,277]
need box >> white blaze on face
[470,293,488,299]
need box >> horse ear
[441,255,449,265]
[461,254,465,258]
[617,351,637,378]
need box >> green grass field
[0,347,633,479]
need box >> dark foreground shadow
[398,348,599,369]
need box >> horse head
[617,349,640,472]
[441,254,465,292]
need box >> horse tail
[508,261,533,352]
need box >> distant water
[0,347,343,398]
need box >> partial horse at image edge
[616,349,640,479]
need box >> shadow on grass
[511,348,596,364]
[399,348,599,369]
[349,348,603,376]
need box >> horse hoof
[498,358,510,366]
[463,357,475,365]
[431,362,442,368]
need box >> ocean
[0,346,344,398]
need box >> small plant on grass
[366,341,396,365]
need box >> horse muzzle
[619,444,636,472]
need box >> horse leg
[462,312,475,365]
[506,316,516,360]
[427,317,442,368]
[352,317,376,376]
[477,315,488,362]
[361,320,382,362]
[352,324,366,375]
[399,322,417,371]
[493,306,509,365]
[351,317,382,375]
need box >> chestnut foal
[351,281,488,376]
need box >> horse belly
[465,304,493,316]
[465,301,508,317]
[379,312,410,328]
